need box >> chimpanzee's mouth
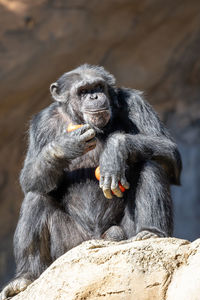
[84,108,109,114]
[84,109,111,128]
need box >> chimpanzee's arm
[20,104,96,194]
[118,88,182,185]
[99,89,182,198]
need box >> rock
[167,239,200,300]
[11,238,200,300]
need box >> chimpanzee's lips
[84,108,109,113]
[84,109,111,128]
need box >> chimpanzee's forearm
[20,123,96,194]
[125,134,182,185]
[20,141,68,194]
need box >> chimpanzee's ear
[50,82,67,102]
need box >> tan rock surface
[11,238,200,300]
[167,239,200,300]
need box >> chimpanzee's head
[50,64,118,130]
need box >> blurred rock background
[0,0,199,289]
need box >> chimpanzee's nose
[90,93,98,100]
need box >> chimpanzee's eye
[80,89,87,95]
[95,84,104,92]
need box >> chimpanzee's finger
[120,176,130,190]
[112,187,123,198]
[80,128,96,142]
[99,175,104,189]
[111,175,123,198]
[103,188,113,199]
[84,138,97,153]
[85,138,97,148]
[67,124,90,136]
[102,175,112,199]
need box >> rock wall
[0,0,200,289]
[11,238,200,300]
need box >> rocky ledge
[12,237,200,300]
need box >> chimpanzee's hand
[99,133,130,199]
[47,124,96,161]
[66,124,96,155]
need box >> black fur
[0,64,181,299]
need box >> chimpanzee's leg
[121,161,173,240]
[48,205,90,261]
[0,192,50,300]
[0,192,89,300]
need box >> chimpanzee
[0,64,182,299]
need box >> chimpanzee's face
[76,79,111,129]
[50,72,112,129]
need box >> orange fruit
[67,123,83,132]
[95,166,100,181]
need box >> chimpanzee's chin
[84,110,111,131]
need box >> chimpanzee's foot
[129,227,167,241]
[133,230,160,241]
[102,225,126,241]
[0,278,32,300]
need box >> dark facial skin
[78,82,111,129]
